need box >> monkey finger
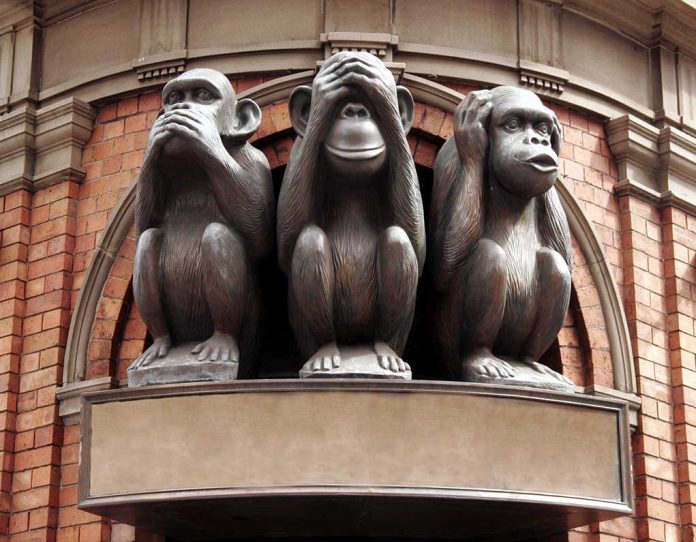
[335,61,381,80]
[164,123,200,141]
[331,356,340,369]
[163,115,204,133]
[191,343,203,354]
[210,346,221,361]
[220,347,230,362]
[163,108,212,124]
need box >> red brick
[116,97,139,118]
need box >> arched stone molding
[57,75,638,424]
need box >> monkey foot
[129,336,172,370]
[191,332,239,363]
[302,342,341,373]
[461,349,515,380]
[521,357,574,387]
[374,342,410,373]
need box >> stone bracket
[607,114,696,213]
[320,32,398,61]
[317,32,405,82]
[519,60,569,93]
[133,51,186,82]
[0,97,96,195]
[56,376,117,426]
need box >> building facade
[0,0,695,540]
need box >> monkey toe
[303,343,341,374]
[192,333,240,364]
[463,350,515,380]
[528,360,573,385]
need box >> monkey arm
[429,138,485,291]
[276,137,321,275]
[134,160,166,236]
[386,141,426,273]
[202,145,275,261]
[537,187,572,268]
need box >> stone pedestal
[127,343,238,388]
[79,380,632,540]
[299,345,412,379]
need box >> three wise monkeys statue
[128,53,575,393]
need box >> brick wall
[0,76,693,542]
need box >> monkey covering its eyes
[128,68,274,382]
[428,86,574,391]
[278,52,425,378]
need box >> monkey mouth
[326,143,385,161]
[520,154,558,173]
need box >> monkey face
[155,68,261,155]
[324,101,387,182]
[489,90,560,199]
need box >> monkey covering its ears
[428,86,574,391]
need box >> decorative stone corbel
[319,32,405,81]
[56,376,117,426]
[0,104,36,193]
[0,97,95,195]
[132,0,187,82]
[518,0,566,94]
[607,114,696,214]
[33,97,96,189]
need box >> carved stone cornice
[0,96,95,195]
[607,114,696,214]
[0,104,36,193]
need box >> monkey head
[158,68,261,154]
[289,52,414,183]
[483,87,562,199]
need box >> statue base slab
[79,380,633,540]
[299,344,412,380]
[128,343,239,388]
[466,359,575,393]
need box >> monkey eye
[196,88,213,102]
[166,92,181,105]
[504,117,521,131]
[536,122,551,135]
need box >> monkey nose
[339,102,370,119]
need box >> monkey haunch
[129,69,274,375]
[278,52,425,377]
[429,87,573,387]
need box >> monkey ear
[225,98,262,144]
[289,86,312,138]
[396,86,415,135]
[551,116,563,156]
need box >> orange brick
[139,92,161,112]
[117,97,139,118]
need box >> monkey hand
[454,90,493,165]
[142,112,174,166]
[307,56,356,134]
[333,55,399,114]
[157,105,230,164]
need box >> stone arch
[63,73,635,396]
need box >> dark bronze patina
[429,87,574,391]
[128,68,274,386]
[278,52,425,379]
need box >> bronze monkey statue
[129,68,274,383]
[428,87,574,391]
[278,52,425,378]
